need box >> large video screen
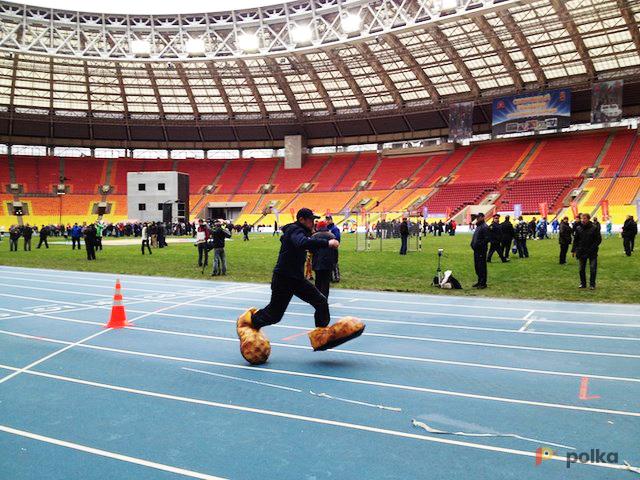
[492,89,571,135]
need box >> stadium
[0,0,639,478]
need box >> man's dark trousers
[86,241,96,260]
[400,235,408,255]
[37,237,48,248]
[474,247,488,286]
[252,273,329,329]
[487,241,504,262]
[314,270,332,299]
[559,243,570,264]
[624,237,633,256]
[72,238,81,250]
[579,254,597,287]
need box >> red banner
[360,208,367,221]
[570,201,579,218]
[466,208,472,225]
[446,207,452,220]
[290,208,295,221]
[539,202,548,218]
[601,200,609,220]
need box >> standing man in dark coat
[471,213,490,289]
[399,217,409,255]
[211,221,232,276]
[500,216,514,260]
[311,221,337,298]
[558,217,572,264]
[9,225,20,251]
[326,215,341,282]
[22,224,33,251]
[487,214,507,263]
[84,224,97,260]
[572,213,602,289]
[514,216,529,258]
[245,208,340,330]
[622,215,637,256]
[37,224,49,249]
[242,222,251,241]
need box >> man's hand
[328,239,340,249]
[571,251,575,257]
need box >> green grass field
[0,232,638,303]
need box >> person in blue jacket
[70,223,83,250]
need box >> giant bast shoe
[308,316,365,351]
[236,308,271,365]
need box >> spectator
[501,215,514,260]
[9,224,20,251]
[22,224,33,251]
[311,221,337,298]
[84,224,97,261]
[196,219,210,267]
[605,218,613,239]
[242,222,251,241]
[326,215,341,282]
[529,217,537,239]
[149,222,158,247]
[487,214,507,263]
[450,220,457,236]
[551,218,559,235]
[70,223,82,250]
[622,215,637,256]
[399,217,409,255]
[273,219,279,236]
[514,216,529,258]
[470,213,489,289]
[558,216,572,264]
[37,224,49,249]
[572,213,602,289]
[157,222,167,248]
[95,222,104,251]
[211,221,232,276]
[141,223,152,255]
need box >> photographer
[211,221,232,276]
[196,219,211,267]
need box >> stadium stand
[413,149,470,187]
[451,140,534,184]
[497,177,580,214]
[110,159,147,194]
[422,183,495,215]
[176,159,226,194]
[520,133,608,179]
[236,158,279,194]
[271,155,329,193]
[13,156,60,193]
[287,192,355,213]
[578,178,614,209]
[598,130,635,177]
[314,154,358,192]
[64,157,107,194]
[369,156,427,190]
[215,159,253,194]
[619,136,640,177]
[333,152,378,191]
[0,155,10,188]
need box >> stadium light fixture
[237,33,260,53]
[291,25,313,45]
[131,39,151,57]
[341,14,362,35]
[186,38,205,56]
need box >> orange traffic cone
[105,278,130,328]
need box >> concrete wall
[127,171,188,222]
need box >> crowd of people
[469,213,637,290]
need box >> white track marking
[0,425,227,480]
[0,354,638,418]
[8,307,640,360]
[0,369,633,472]
[183,368,303,392]
[7,267,640,318]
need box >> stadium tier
[110,159,147,194]
[598,130,636,177]
[451,140,534,184]
[215,159,253,195]
[13,156,60,194]
[0,155,10,188]
[176,159,226,194]
[520,132,609,180]
[421,183,496,215]
[313,154,358,192]
[64,157,107,194]
[370,156,427,190]
[620,137,640,177]
[497,177,581,214]
[236,158,279,194]
[333,152,378,191]
[414,148,470,187]
[271,155,328,193]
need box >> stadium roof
[0,0,639,148]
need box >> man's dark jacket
[622,218,638,239]
[311,230,337,271]
[559,222,573,245]
[471,220,489,251]
[488,221,502,243]
[273,222,329,279]
[501,220,514,242]
[211,227,231,248]
[571,221,602,258]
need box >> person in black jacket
[501,216,514,260]
[558,217,572,264]
[471,213,490,288]
[83,224,97,260]
[487,214,507,263]
[558,217,573,265]
[247,208,340,330]
[399,217,409,255]
[22,224,33,251]
[311,221,337,298]
[37,224,49,249]
[622,215,637,256]
[211,221,232,276]
[9,224,20,251]
[572,213,602,289]
[514,216,529,258]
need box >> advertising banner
[493,89,571,134]
[591,80,623,123]
[449,101,474,142]
[539,202,548,218]
[513,204,522,219]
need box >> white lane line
[0,425,227,480]
[2,290,639,345]
[5,267,640,318]
[183,368,303,392]
[1,350,638,418]
[0,369,632,471]
[9,308,640,360]
[523,310,535,321]
[0,284,258,385]
[519,312,536,333]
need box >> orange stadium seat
[236,158,279,194]
[370,155,427,190]
[619,138,640,177]
[314,154,358,192]
[598,130,635,177]
[216,159,253,194]
[452,140,534,184]
[412,149,470,187]
[287,192,354,214]
[271,155,328,193]
[334,152,378,191]
[177,158,226,194]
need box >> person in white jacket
[141,223,152,255]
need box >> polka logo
[535,446,556,466]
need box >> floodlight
[342,14,362,34]
[237,33,260,53]
[291,25,313,45]
[131,40,151,56]
[186,38,205,56]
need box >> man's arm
[290,229,331,252]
